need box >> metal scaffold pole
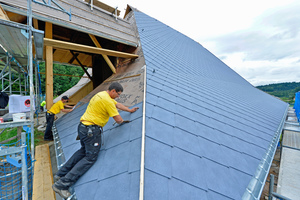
[28,0,35,162]
[21,132,28,200]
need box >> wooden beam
[6,11,26,23]
[45,22,53,110]
[0,136,17,144]
[33,18,39,29]
[43,38,138,59]
[68,81,93,106]
[45,22,53,44]
[89,34,116,73]
[0,5,9,20]
[68,52,79,64]
[70,50,93,81]
[32,19,38,57]
[32,144,55,200]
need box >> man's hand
[113,120,131,126]
[116,103,139,113]
[129,107,139,113]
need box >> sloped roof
[54,7,288,200]
[55,101,143,199]
[134,10,288,199]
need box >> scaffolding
[0,52,27,96]
[0,0,44,199]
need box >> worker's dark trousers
[44,113,54,139]
[55,123,102,190]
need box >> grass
[0,127,46,147]
[0,127,18,145]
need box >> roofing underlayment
[54,7,288,200]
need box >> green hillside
[256,82,300,104]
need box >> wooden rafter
[68,52,79,64]
[45,22,53,110]
[43,38,138,59]
[89,34,116,73]
[70,50,93,81]
[0,5,9,20]
[33,18,39,29]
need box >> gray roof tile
[134,10,288,199]
[55,8,288,200]
[145,138,172,178]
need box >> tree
[39,62,84,96]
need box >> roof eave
[0,2,139,47]
[242,104,289,199]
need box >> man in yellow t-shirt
[44,96,73,141]
[40,100,46,112]
[52,82,139,199]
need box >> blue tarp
[294,92,300,121]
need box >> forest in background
[38,63,85,96]
[256,82,300,105]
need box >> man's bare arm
[64,105,74,109]
[113,115,123,124]
[116,103,139,113]
[61,109,72,113]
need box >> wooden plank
[32,19,38,59]
[0,5,9,20]
[45,21,52,39]
[83,0,120,16]
[1,0,139,47]
[43,38,138,59]
[70,51,93,80]
[32,144,55,200]
[0,136,17,144]
[33,18,39,29]
[69,81,93,105]
[89,34,116,73]
[45,22,53,110]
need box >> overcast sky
[100,0,300,86]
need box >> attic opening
[3,4,138,108]
[4,9,138,89]
[40,22,137,89]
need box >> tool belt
[46,111,55,115]
[76,122,103,140]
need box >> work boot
[52,183,71,199]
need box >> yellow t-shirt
[48,100,64,114]
[80,91,119,127]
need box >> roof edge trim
[242,104,289,200]
[139,65,147,200]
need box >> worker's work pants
[55,122,102,190]
[44,113,54,139]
